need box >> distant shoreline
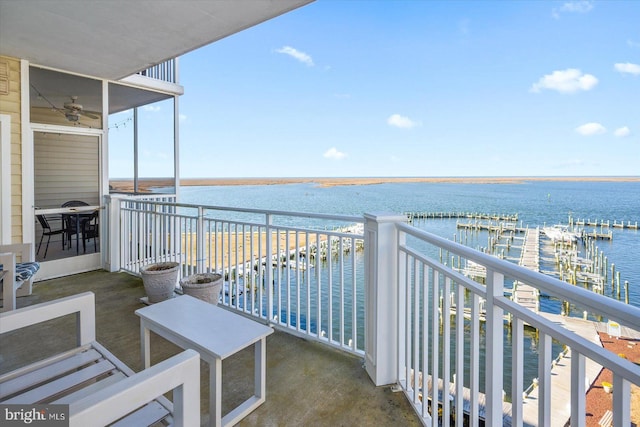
[109,176,640,193]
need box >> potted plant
[140,262,180,303]
[179,272,223,305]
[602,381,612,393]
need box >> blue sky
[174,0,639,178]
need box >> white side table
[135,295,274,427]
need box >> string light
[108,116,133,130]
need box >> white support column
[106,195,122,272]
[363,213,406,386]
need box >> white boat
[542,225,579,243]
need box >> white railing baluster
[511,317,524,427]
[412,259,420,404]
[421,264,429,418]
[194,210,205,273]
[248,224,255,314]
[538,332,552,426]
[257,225,264,319]
[327,235,333,344]
[442,276,451,427]
[296,231,301,331]
[316,232,322,338]
[431,269,439,427]
[265,215,273,322]
[340,236,345,346]
[470,292,479,426]
[397,246,407,391]
[455,282,464,427]
[485,269,504,426]
[350,235,357,351]
[570,350,586,427]
[405,255,411,396]
[612,373,631,427]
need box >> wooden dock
[413,372,514,426]
[513,228,540,312]
[521,313,604,427]
[406,211,518,222]
[570,216,639,230]
[456,221,527,234]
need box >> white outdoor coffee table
[135,295,274,427]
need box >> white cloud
[614,62,640,76]
[142,105,161,112]
[575,122,606,136]
[530,69,598,94]
[614,126,631,137]
[387,114,418,129]
[552,1,594,19]
[323,147,347,160]
[179,114,187,123]
[276,46,314,66]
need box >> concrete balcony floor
[2,270,420,426]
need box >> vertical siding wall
[0,56,22,243]
[34,133,100,208]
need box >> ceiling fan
[60,96,100,122]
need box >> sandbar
[109,176,640,193]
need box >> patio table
[136,295,274,427]
[34,206,99,255]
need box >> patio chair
[81,210,99,253]
[61,200,89,250]
[0,243,39,312]
[0,292,200,426]
[36,214,66,258]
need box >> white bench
[0,292,201,426]
[0,243,40,311]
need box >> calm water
[175,180,640,309]
[167,180,639,395]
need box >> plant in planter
[179,272,223,305]
[140,262,180,303]
[601,381,612,393]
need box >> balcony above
[0,0,314,80]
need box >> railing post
[363,213,406,386]
[485,268,504,426]
[106,195,121,272]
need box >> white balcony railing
[390,221,640,426]
[107,195,365,354]
[105,198,640,426]
[137,59,178,84]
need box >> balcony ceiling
[0,0,313,80]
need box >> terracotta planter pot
[140,262,180,303]
[180,273,223,305]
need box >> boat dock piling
[569,215,638,230]
[406,211,518,222]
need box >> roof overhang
[0,0,313,80]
